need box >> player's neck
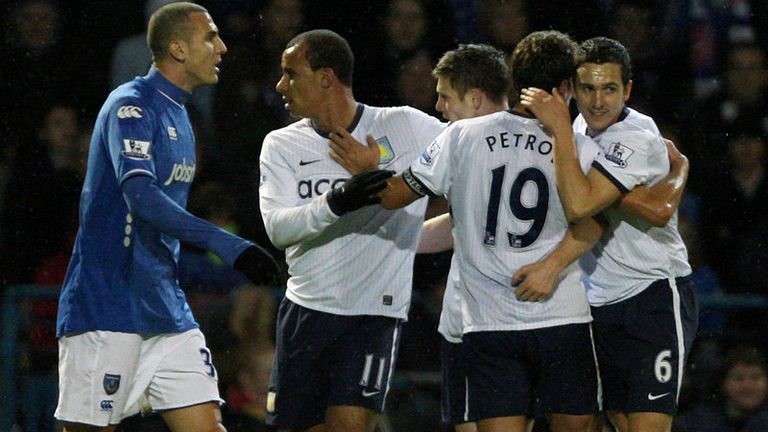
[153,62,196,94]
[311,91,358,134]
[481,101,509,116]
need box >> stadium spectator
[674,345,768,431]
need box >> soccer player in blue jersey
[54,3,279,432]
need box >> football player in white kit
[258,29,445,432]
[332,43,513,432]
[337,31,605,432]
[521,37,697,432]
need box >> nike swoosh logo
[362,390,381,397]
[647,392,671,401]
[299,159,321,166]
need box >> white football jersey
[409,110,599,332]
[438,252,463,342]
[574,108,692,306]
[259,104,445,319]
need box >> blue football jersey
[57,67,213,335]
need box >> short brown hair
[433,44,509,104]
[508,30,576,101]
[147,2,208,62]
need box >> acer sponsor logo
[297,178,347,199]
[117,105,143,119]
[164,158,196,186]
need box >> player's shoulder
[263,119,313,146]
[456,110,509,129]
[104,80,157,118]
[367,104,439,125]
[604,108,661,147]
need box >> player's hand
[327,169,394,216]
[329,128,380,174]
[519,87,572,137]
[233,245,284,286]
[511,259,560,302]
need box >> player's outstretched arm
[326,170,394,215]
[233,245,285,286]
[521,87,621,221]
[121,175,281,284]
[512,216,605,302]
[379,174,422,210]
[618,139,689,227]
[329,128,380,174]
[418,213,454,253]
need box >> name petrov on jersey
[298,177,348,199]
[164,158,196,186]
[486,131,553,156]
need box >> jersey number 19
[483,166,548,249]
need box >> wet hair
[508,30,577,99]
[286,29,354,87]
[432,44,509,104]
[575,37,633,85]
[147,2,208,62]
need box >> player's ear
[320,68,333,89]
[557,79,573,100]
[469,89,483,110]
[624,80,633,101]
[168,39,186,62]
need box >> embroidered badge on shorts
[103,373,121,395]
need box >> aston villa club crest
[376,136,395,164]
[103,373,121,395]
[604,141,633,168]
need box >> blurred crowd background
[1,0,768,430]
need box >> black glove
[327,170,394,216]
[233,245,284,286]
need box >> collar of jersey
[144,66,192,107]
[310,103,364,138]
[507,108,534,119]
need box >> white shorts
[55,328,222,426]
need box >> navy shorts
[441,338,470,426]
[266,298,402,429]
[591,275,698,414]
[463,323,600,422]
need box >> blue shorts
[441,338,470,426]
[463,323,600,422]
[591,275,698,414]
[266,298,402,429]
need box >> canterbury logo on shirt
[164,158,196,186]
[117,105,143,119]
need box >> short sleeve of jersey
[107,98,157,184]
[575,133,601,174]
[406,122,461,197]
[591,129,664,193]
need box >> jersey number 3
[483,166,548,248]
